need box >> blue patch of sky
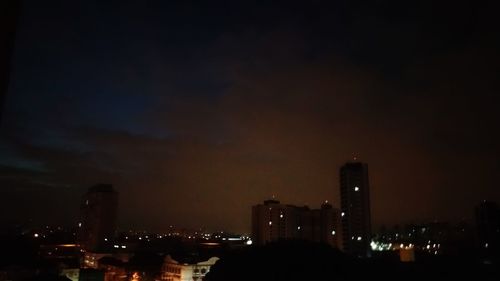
[0,141,48,172]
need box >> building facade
[475,200,500,254]
[161,255,219,281]
[251,199,341,248]
[77,184,118,252]
[340,162,372,257]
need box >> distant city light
[78,222,82,227]
[485,243,489,248]
[341,212,345,217]
[246,239,253,245]
[121,245,127,249]
[268,221,272,226]
[131,272,140,281]
[33,233,39,238]
[331,230,336,235]
[354,186,360,191]
[104,238,108,241]
[371,241,394,251]
[279,213,283,218]
[297,226,301,230]
[357,236,362,241]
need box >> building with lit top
[340,162,372,257]
[251,199,342,248]
[77,184,118,252]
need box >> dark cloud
[1,0,499,232]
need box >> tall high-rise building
[475,200,500,253]
[251,199,300,245]
[251,199,341,248]
[340,162,371,257]
[77,184,118,252]
[317,202,343,249]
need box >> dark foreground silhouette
[205,240,500,281]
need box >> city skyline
[1,0,500,233]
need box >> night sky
[1,0,499,233]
